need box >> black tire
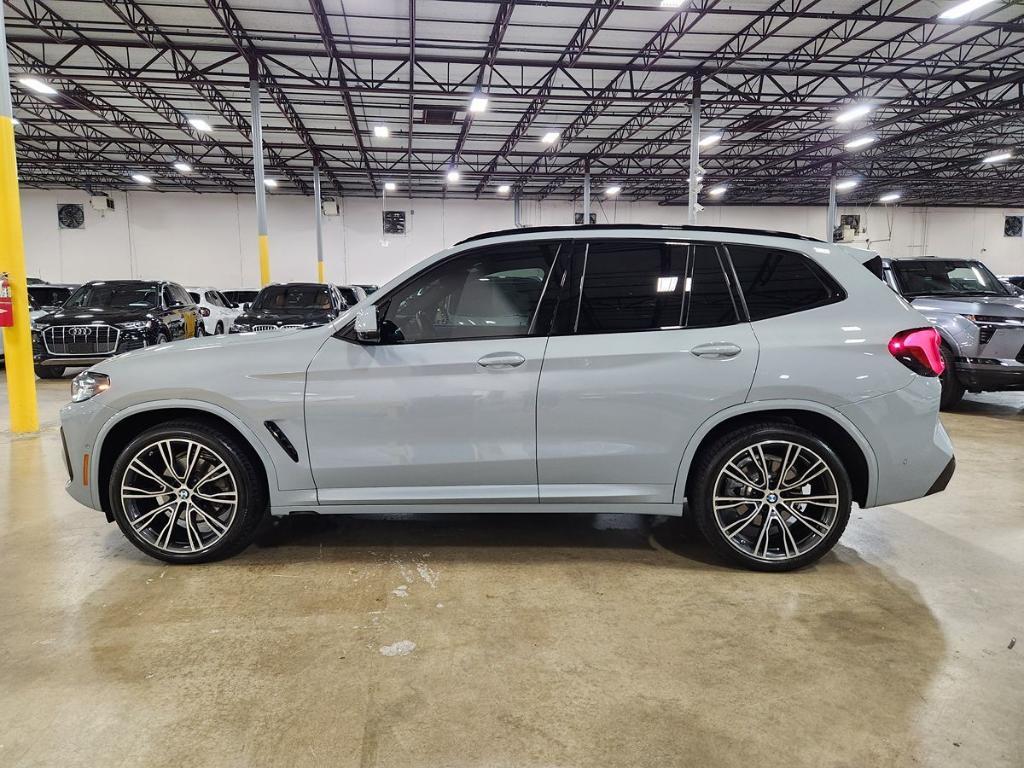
[195,322,206,337]
[215,321,224,335]
[938,344,964,411]
[108,419,268,564]
[691,423,853,572]
[35,365,66,379]
[157,332,170,345]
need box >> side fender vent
[264,420,299,463]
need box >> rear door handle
[691,342,742,359]
[477,352,527,369]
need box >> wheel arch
[93,401,278,520]
[674,401,877,508]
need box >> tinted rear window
[727,245,843,320]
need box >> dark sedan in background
[230,282,357,333]
[32,280,201,378]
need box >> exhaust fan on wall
[57,203,85,230]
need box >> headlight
[71,372,110,403]
[119,320,151,331]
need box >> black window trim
[337,238,569,346]
[556,238,746,337]
[720,242,846,322]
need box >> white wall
[20,188,1024,288]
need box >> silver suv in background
[882,258,1024,409]
[60,225,954,571]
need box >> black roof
[455,224,824,246]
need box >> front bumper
[954,358,1024,392]
[60,398,117,513]
[32,328,152,367]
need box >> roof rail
[455,223,824,246]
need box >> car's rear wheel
[108,420,267,564]
[215,321,225,335]
[938,343,964,410]
[35,365,66,379]
[692,424,852,572]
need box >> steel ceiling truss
[3,0,1023,205]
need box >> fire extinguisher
[0,273,14,328]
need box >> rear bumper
[839,376,955,508]
[925,456,956,496]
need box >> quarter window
[686,245,739,328]
[379,242,559,343]
[727,245,843,320]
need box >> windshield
[251,285,332,312]
[28,286,71,309]
[64,283,160,309]
[891,260,1009,297]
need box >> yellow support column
[249,78,271,287]
[0,5,39,434]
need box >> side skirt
[271,502,683,517]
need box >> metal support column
[826,164,838,243]
[582,160,591,224]
[249,76,270,286]
[687,77,702,225]
[313,166,324,282]
[0,5,38,433]
[513,194,522,228]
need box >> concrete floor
[1,372,1021,768]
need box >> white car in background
[187,287,239,335]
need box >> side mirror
[355,305,380,343]
[241,303,251,312]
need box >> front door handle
[477,352,527,369]
[691,342,742,359]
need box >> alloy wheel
[119,438,238,554]
[712,440,840,562]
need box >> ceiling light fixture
[264,178,278,188]
[187,117,212,132]
[18,77,58,95]
[469,95,489,113]
[605,185,621,196]
[497,184,511,194]
[173,162,193,173]
[660,0,686,7]
[698,133,722,147]
[11,118,20,126]
[384,181,397,192]
[835,179,859,191]
[982,151,1012,163]
[131,173,153,184]
[879,192,901,203]
[373,125,390,138]
[446,168,460,183]
[845,135,877,149]
[708,185,727,196]
[939,0,998,20]
[541,131,560,144]
[835,104,872,124]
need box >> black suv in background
[230,282,353,333]
[32,280,201,378]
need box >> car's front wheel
[108,420,267,563]
[691,424,852,572]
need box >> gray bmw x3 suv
[882,258,1024,409]
[60,225,955,571]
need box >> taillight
[888,327,944,377]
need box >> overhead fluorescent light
[708,185,727,196]
[264,178,278,188]
[604,185,621,196]
[384,181,397,192]
[173,162,193,173]
[446,169,460,182]
[939,0,998,19]
[373,125,390,138]
[835,179,858,191]
[879,192,901,202]
[698,133,722,147]
[469,95,489,113]
[835,104,872,124]
[11,118,20,126]
[497,184,511,194]
[18,77,57,95]
[187,117,213,132]
[541,131,560,144]
[845,135,876,149]
[660,0,686,6]
[131,173,153,184]
[656,276,679,293]
[982,151,1012,163]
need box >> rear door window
[726,245,844,320]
